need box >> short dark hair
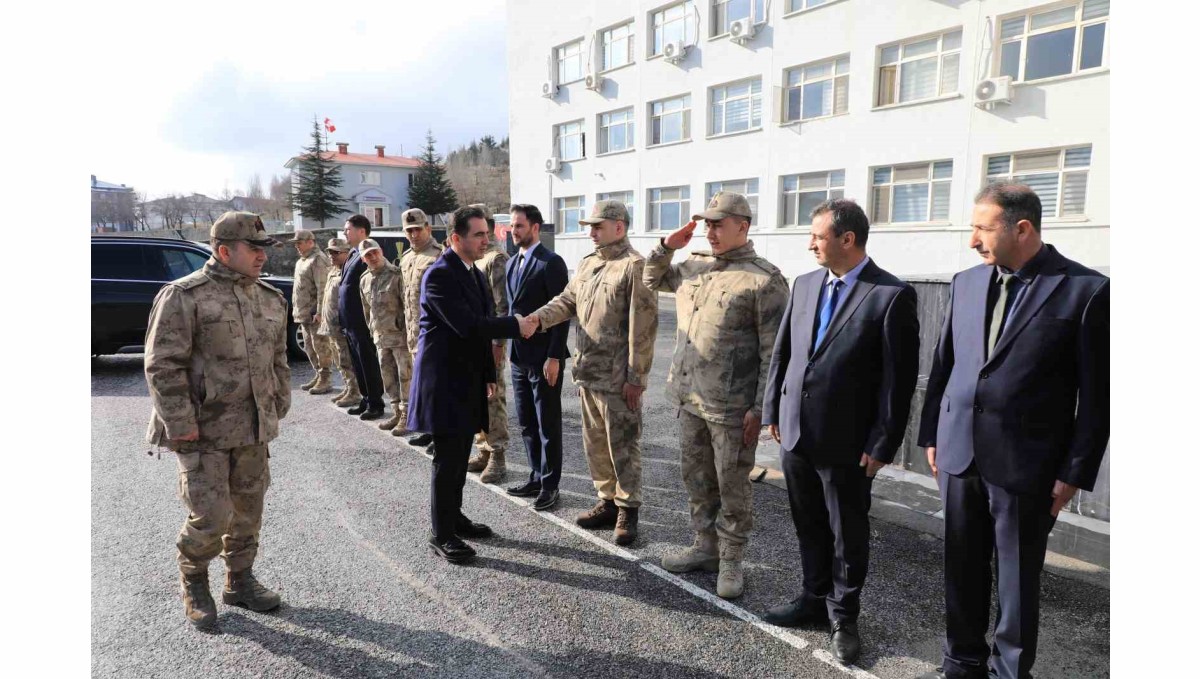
[810,198,870,247]
[346,213,372,234]
[451,205,487,237]
[975,182,1042,233]
[510,204,544,227]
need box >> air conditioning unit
[729,18,757,44]
[541,81,559,99]
[974,76,1013,107]
[545,157,562,174]
[585,72,604,92]
[663,40,689,64]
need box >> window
[877,28,962,107]
[161,248,209,280]
[780,170,845,226]
[602,22,635,71]
[649,94,692,145]
[710,78,762,136]
[651,1,696,56]
[408,174,414,187]
[648,186,691,231]
[787,0,831,12]
[554,120,585,161]
[556,39,584,84]
[705,179,759,220]
[985,145,1092,219]
[360,171,381,186]
[785,56,849,122]
[711,0,766,37]
[998,1,1108,82]
[871,160,953,224]
[557,196,586,234]
[598,191,636,223]
[598,108,635,154]
[91,243,158,281]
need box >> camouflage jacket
[316,266,342,337]
[475,240,510,351]
[144,258,291,451]
[400,240,444,354]
[360,262,409,349]
[644,240,789,425]
[292,249,330,323]
[535,237,658,394]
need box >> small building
[285,143,421,230]
[91,175,137,232]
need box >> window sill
[596,147,637,158]
[647,138,694,150]
[600,62,636,76]
[778,111,850,128]
[1012,68,1109,88]
[556,232,592,238]
[706,127,764,141]
[559,77,584,87]
[559,156,586,164]
[872,92,963,112]
[783,0,850,20]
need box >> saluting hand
[664,220,698,250]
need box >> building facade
[91,175,137,232]
[506,0,1110,278]
[285,143,421,230]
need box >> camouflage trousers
[475,356,509,453]
[679,409,758,545]
[579,386,643,508]
[379,345,411,412]
[175,444,270,576]
[301,322,334,376]
[325,332,357,388]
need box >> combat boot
[717,541,746,599]
[576,499,618,528]
[222,568,282,611]
[479,449,507,484]
[309,370,334,395]
[466,448,491,473]
[391,411,410,437]
[300,373,319,391]
[613,507,639,545]
[378,402,403,430]
[335,382,362,408]
[180,572,217,629]
[330,384,348,403]
[661,532,720,573]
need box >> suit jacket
[918,244,1109,495]
[763,259,920,465]
[506,244,570,368]
[407,248,521,436]
[338,249,370,333]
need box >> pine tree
[288,116,349,227]
[408,129,458,217]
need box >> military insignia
[709,196,720,207]
[407,213,417,223]
[254,217,265,232]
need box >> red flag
[324,117,336,133]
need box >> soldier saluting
[144,212,291,629]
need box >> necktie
[987,273,1015,359]
[814,279,843,349]
[514,253,526,292]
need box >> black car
[91,235,305,359]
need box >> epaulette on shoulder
[173,269,210,290]
[748,257,783,277]
[255,278,286,298]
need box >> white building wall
[507,0,1109,279]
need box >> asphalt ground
[91,305,1110,678]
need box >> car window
[92,243,159,281]
[161,248,209,280]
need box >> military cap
[693,191,753,222]
[468,203,493,220]
[358,238,382,255]
[287,229,316,243]
[325,237,351,253]
[401,207,429,228]
[211,211,276,246]
[580,199,629,226]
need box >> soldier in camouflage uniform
[525,200,658,545]
[317,238,362,407]
[358,238,412,435]
[643,192,790,599]
[144,212,290,629]
[288,229,335,395]
[399,207,444,448]
[466,204,511,484]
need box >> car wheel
[287,322,307,361]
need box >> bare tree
[247,173,265,200]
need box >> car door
[91,242,168,353]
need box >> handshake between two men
[517,313,541,340]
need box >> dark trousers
[938,464,1056,679]
[511,362,563,491]
[781,447,874,623]
[430,431,475,543]
[344,326,383,408]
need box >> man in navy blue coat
[338,214,385,419]
[916,184,1109,679]
[407,205,524,564]
[502,204,570,511]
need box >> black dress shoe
[762,595,829,627]
[533,489,560,511]
[506,480,541,497]
[428,536,475,564]
[359,406,385,421]
[455,518,493,539]
[347,401,368,415]
[408,433,433,447]
[830,620,861,665]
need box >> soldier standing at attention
[144,212,290,629]
[520,200,658,545]
[399,207,444,448]
[288,229,335,395]
[644,192,790,599]
[317,238,362,407]
[358,238,412,436]
[466,203,511,484]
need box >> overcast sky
[88,0,507,199]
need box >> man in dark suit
[502,204,570,511]
[407,205,524,564]
[762,199,919,666]
[916,184,1109,679]
[339,214,385,420]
